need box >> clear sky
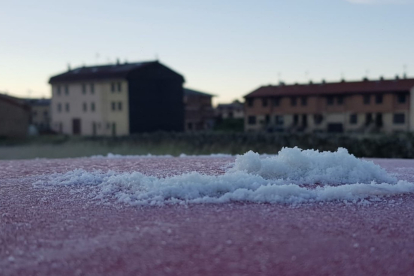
[1,0,413,105]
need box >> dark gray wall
[127,62,185,133]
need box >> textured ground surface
[1,157,414,276]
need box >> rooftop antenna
[67,63,71,71]
[365,69,370,79]
[155,53,159,61]
[403,64,408,78]
[95,53,100,64]
[277,72,281,84]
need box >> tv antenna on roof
[403,64,408,78]
[305,70,309,82]
[95,53,100,64]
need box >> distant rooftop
[25,98,51,106]
[184,88,215,97]
[217,100,243,108]
[0,93,29,110]
[49,61,158,83]
[245,77,414,98]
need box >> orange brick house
[244,76,414,133]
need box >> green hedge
[1,132,413,159]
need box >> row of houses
[244,77,414,133]
[2,59,414,137]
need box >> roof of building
[0,93,30,111]
[217,100,243,109]
[245,77,414,98]
[184,88,215,97]
[49,61,159,83]
[25,98,51,106]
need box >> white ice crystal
[36,147,414,205]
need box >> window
[375,113,383,128]
[90,83,95,94]
[57,85,61,96]
[273,97,280,106]
[365,113,372,125]
[91,102,95,112]
[248,116,256,125]
[327,96,334,105]
[111,102,116,111]
[293,114,299,125]
[64,85,69,95]
[83,102,87,112]
[337,96,344,105]
[376,94,383,104]
[314,114,323,125]
[291,97,297,106]
[265,114,270,123]
[247,98,254,107]
[363,95,370,105]
[82,84,86,94]
[275,115,284,125]
[262,98,268,107]
[398,94,406,104]
[393,113,405,124]
[111,83,116,93]
[301,97,307,106]
[118,102,122,111]
[350,114,357,124]
[57,103,62,113]
[117,82,122,92]
[65,103,70,112]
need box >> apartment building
[184,88,215,131]
[49,61,185,136]
[244,77,414,133]
[0,93,30,137]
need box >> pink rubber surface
[1,157,414,276]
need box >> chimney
[67,63,71,71]
[116,58,120,65]
[395,75,400,80]
[379,76,384,81]
[363,77,368,82]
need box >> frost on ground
[34,147,414,206]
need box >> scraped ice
[35,147,414,205]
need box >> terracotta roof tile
[245,78,414,98]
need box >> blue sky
[1,0,413,104]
